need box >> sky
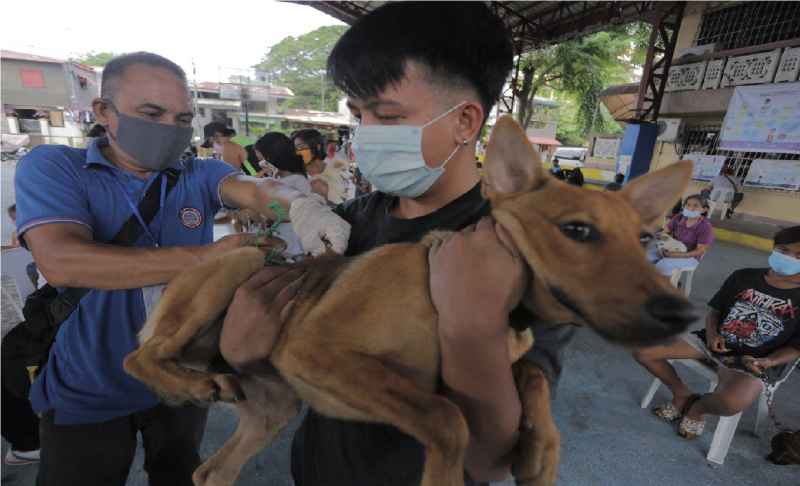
[0,0,344,82]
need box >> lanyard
[114,174,167,247]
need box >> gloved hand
[289,196,350,256]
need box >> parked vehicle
[1,134,31,161]
[553,146,587,167]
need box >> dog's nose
[644,295,698,333]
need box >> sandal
[678,394,705,439]
[652,402,682,422]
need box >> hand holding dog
[429,217,526,338]
[220,266,306,373]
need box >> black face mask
[106,104,192,171]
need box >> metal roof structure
[298,1,682,53]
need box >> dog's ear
[621,161,693,228]
[483,116,546,197]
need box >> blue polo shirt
[14,138,237,425]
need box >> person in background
[566,166,584,187]
[255,132,313,255]
[707,165,743,218]
[211,126,247,171]
[2,205,39,288]
[605,173,625,192]
[242,144,265,177]
[550,157,562,177]
[649,194,714,276]
[634,226,800,440]
[292,128,353,204]
[1,211,42,467]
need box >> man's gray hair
[101,52,187,101]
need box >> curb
[713,227,772,253]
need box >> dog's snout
[645,295,698,332]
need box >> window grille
[695,2,800,51]
[679,123,800,192]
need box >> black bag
[0,169,179,400]
[767,430,800,465]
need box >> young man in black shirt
[634,226,800,439]
[220,2,576,483]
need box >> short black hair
[101,52,187,102]
[255,132,306,176]
[614,173,625,183]
[7,204,16,214]
[244,144,260,165]
[327,1,513,120]
[774,226,800,246]
[291,129,326,161]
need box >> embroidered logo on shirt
[179,207,202,229]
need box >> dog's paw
[189,374,245,403]
[193,461,237,486]
[512,422,560,486]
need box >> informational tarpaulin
[683,152,726,181]
[592,137,620,159]
[720,82,800,154]
[744,159,800,191]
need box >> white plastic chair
[641,358,799,465]
[670,267,696,297]
[707,189,733,220]
[1,247,38,321]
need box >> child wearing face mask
[648,194,715,276]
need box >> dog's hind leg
[511,360,560,486]
[275,345,470,486]
[192,373,300,486]
[124,247,266,404]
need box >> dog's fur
[124,116,696,486]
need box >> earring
[462,139,468,146]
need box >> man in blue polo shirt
[14,51,348,486]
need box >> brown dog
[124,116,696,486]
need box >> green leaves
[71,51,116,67]
[256,26,348,112]
[514,23,650,142]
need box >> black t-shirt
[290,183,573,486]
[708,268,800,358]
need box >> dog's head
[483,116,697,345]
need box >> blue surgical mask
[682,208,702,218]
[768,250,800,276]
[352,102,466,198]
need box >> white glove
[289,197,350,256]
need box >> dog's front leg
[192,374,300,486]
[511,360,560,486]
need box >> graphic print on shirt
[720,288,798,348]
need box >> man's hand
[707,330,729,354]
[428,217,525,479]
[742,355,773,376]
[220,266,305,374]
[429,217,525,336]
[203,233,282,261]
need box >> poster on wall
[683,152,727,181]
[719,82,800,154]
[744,159,800,191]
[592,137,620,159]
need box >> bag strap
[723,174,738,191]
[242,160,259,177]
[49,169,180,323]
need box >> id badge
[142,284,168,319]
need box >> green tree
[513,24,649,140]
[72,51,116,67]
[257,25,348,112]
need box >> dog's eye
[640,232,654,247]
[559,222,599,242]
